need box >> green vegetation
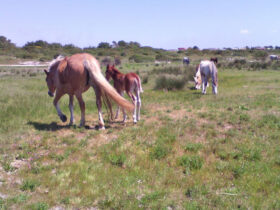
[1,35,280,71]
[0,53,280,208]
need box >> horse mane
[48,55,65,71]
[111,65,121,74]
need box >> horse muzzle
[48,91,54,97]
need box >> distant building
[178,48,186,51]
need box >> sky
[1,0,280,49]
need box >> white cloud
[240,29,249,34]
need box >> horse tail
[136,76,144,93]
[84,59,134,113]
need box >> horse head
[210,57,218,64]
[105,64,113,80]
[44,69,56,97]
[105,64,118,80]
[44,55,64,97]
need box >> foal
[105,64,143,123]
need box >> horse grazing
[194,60,218,94]
[105,64,143,123]
[269,55,279,61]
[44,53,134,129]
[183,57,190,65]
[210,57,218,64]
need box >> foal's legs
[134,89,141,121]
[69,94,75,125]
[53,90,67,122]
[127,92,137,123]
[75,93,85,126]
[115,91,126,122]
[93,86,105,130]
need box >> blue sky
[1,0,279,49]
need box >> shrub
[154,74,186,90]
[129,54,154,63]
[142,75,149,84]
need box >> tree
[97,42,111,49]
[117,40,127,47]
[253,50,268,60]
[193,46,199,50]
[0,36,16,49]
[128,41,140,48]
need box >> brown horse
[105,64,143,123]
[210,57,218,64]
[44,53,134,129]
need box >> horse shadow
[27,121,130,131]
[27,121,71,131]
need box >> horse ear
[44,69,49,75]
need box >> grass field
[0,65,280,209]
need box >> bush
[129,54,154,63]
[142,75,149,84]
[154,74,186,90]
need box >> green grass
[0,65,280,209]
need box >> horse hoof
[99,126,105,130]
[60,115,67,122]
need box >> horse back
[57,56,90,93]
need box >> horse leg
[69,94,75,125]
[53,91,67,122]
[94,87,105,130]
[75,93,85,127]
[127,91,137,123]
[135,89,141,121]
[212,72,218,95]
[201,75,206,94]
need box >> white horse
[194,60,218,95]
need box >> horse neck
[111,68,124,80]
